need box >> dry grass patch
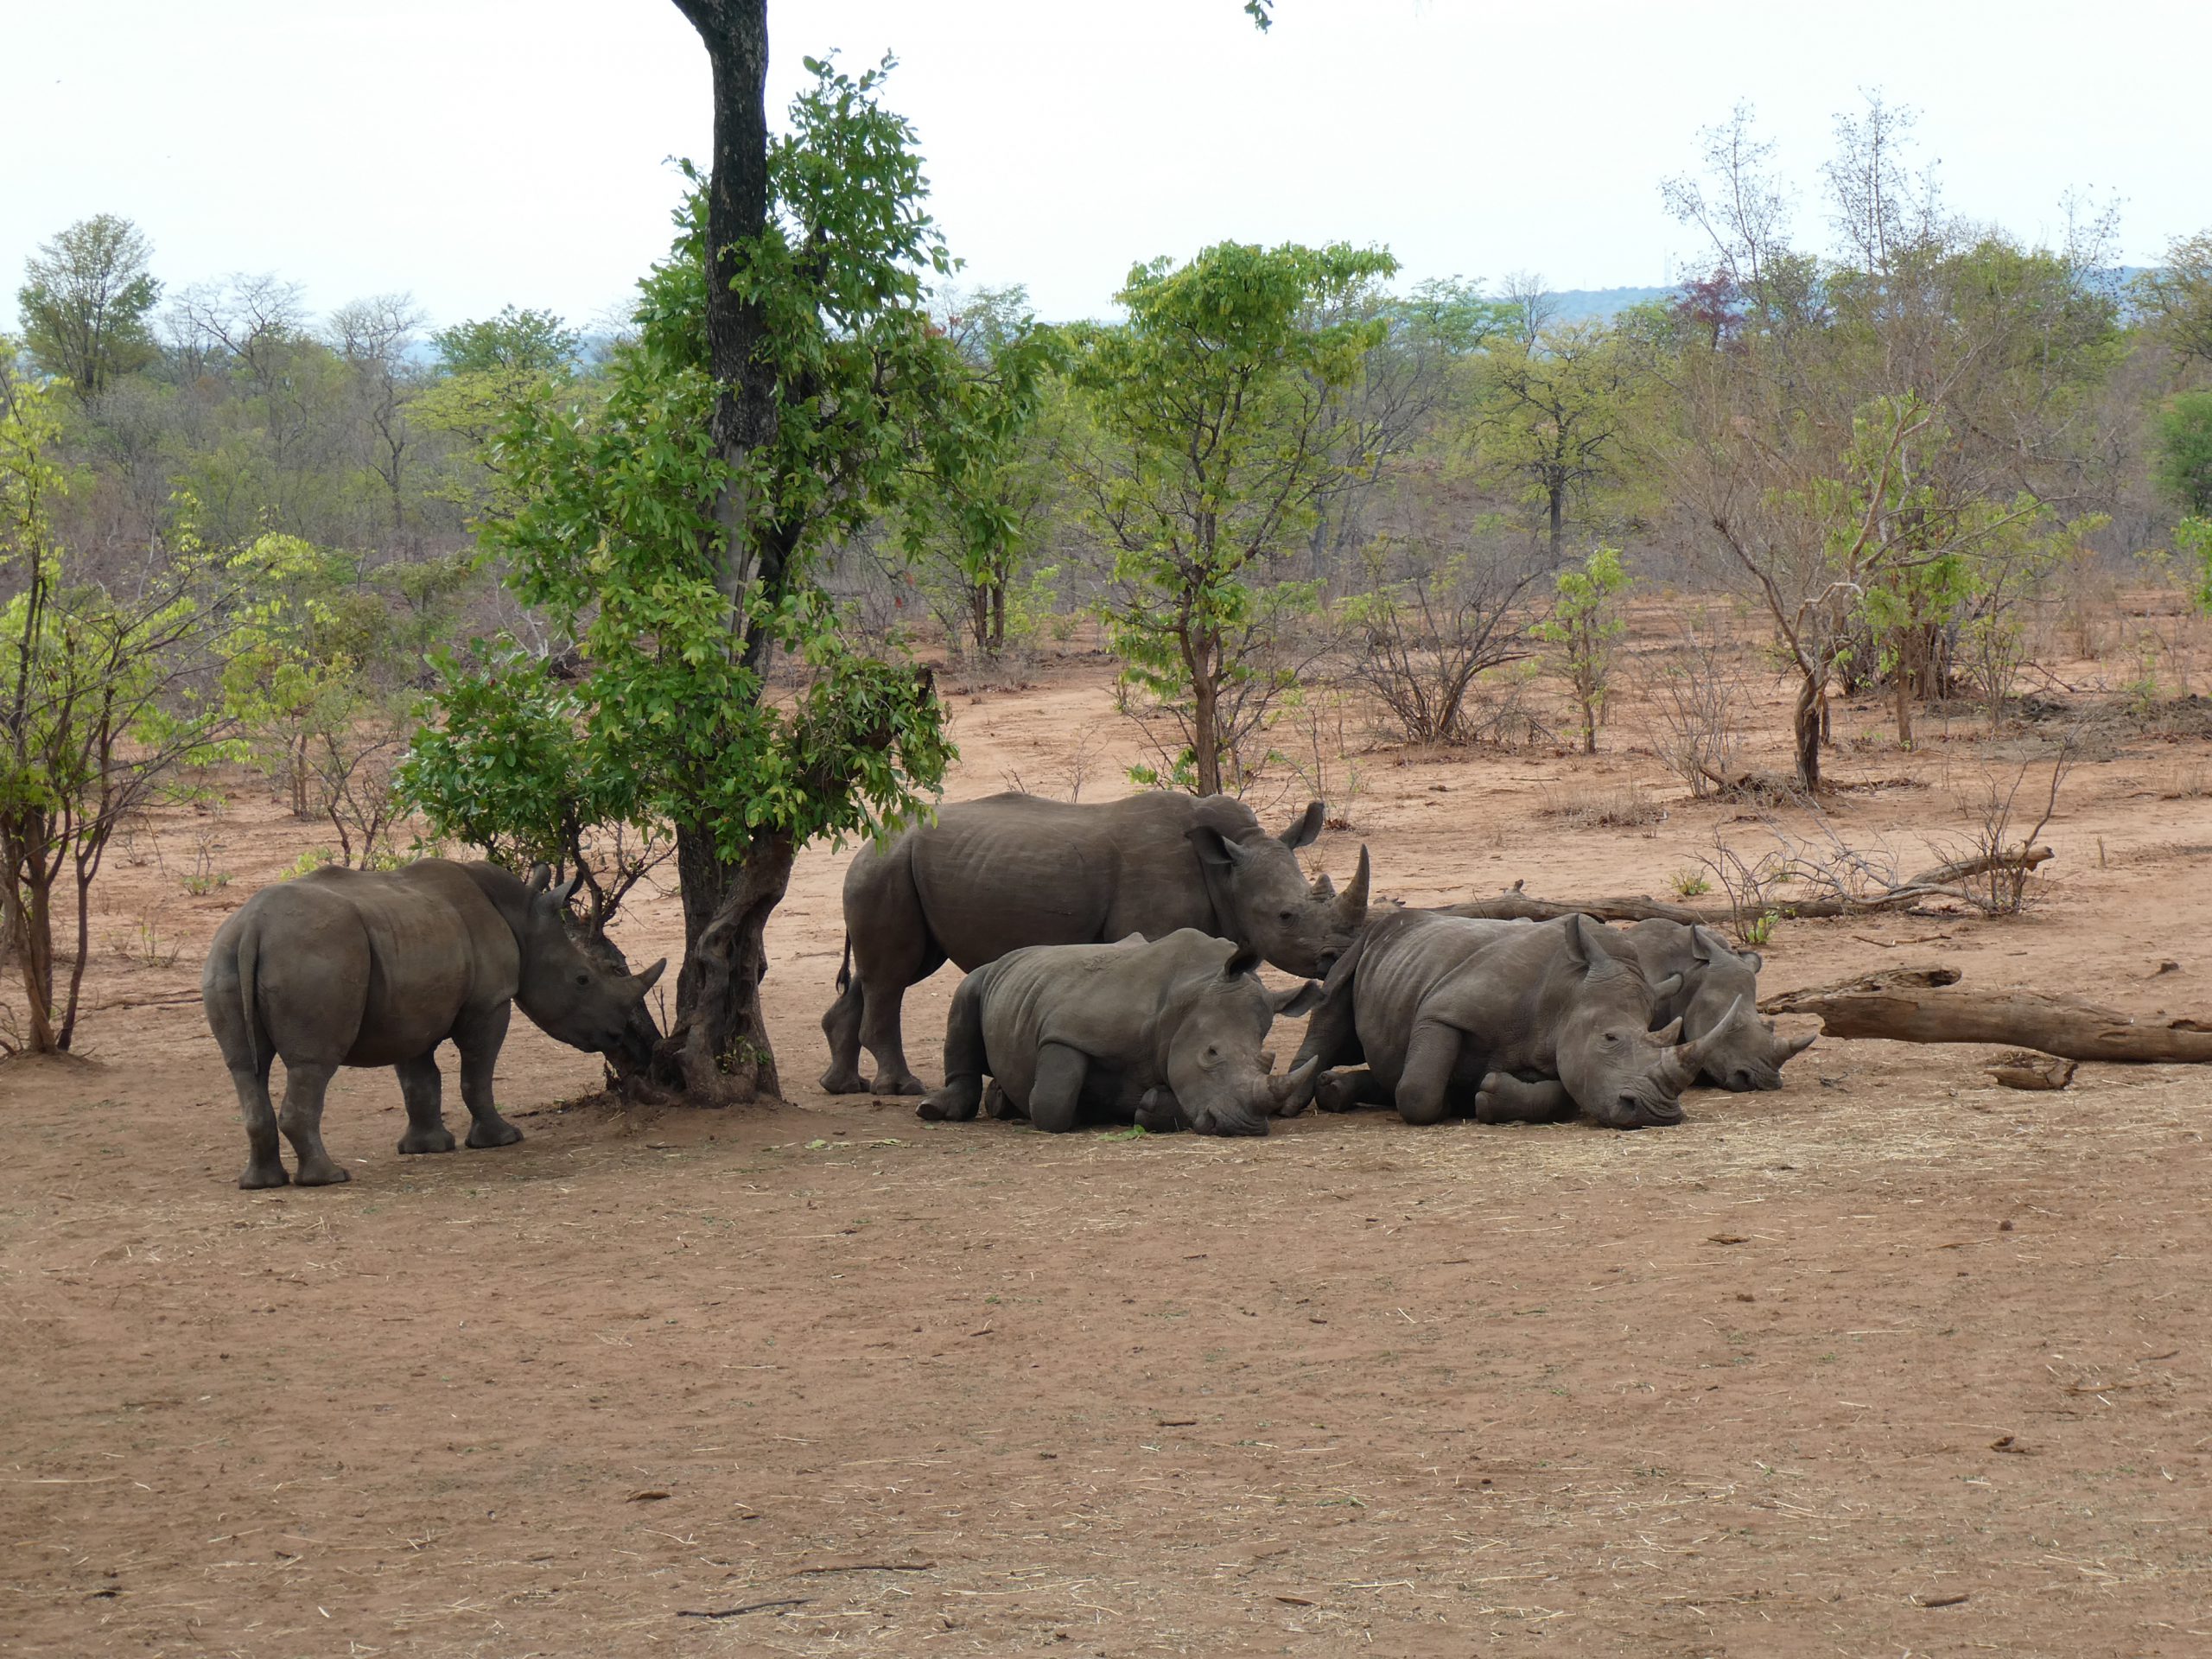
[1533,781,1666,829]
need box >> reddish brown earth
[6,649,2212,1657]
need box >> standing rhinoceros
[1619,920,1812,1090]
[917,930,1323,1136]
[201,861,665,1188]
[1292,909,1738,1128]
[823,792,1368,1096]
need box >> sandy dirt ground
[5,641,2211,1657]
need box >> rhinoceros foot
[869,1071,928,1097]
[465,1116,524,1150]
[398,1125,459,1155]
[291,1157,352,1186]
[818,1065,869,1095]
[238,1159,290,1190]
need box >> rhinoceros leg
[454,1003,524,1150]
[860,978,929,1096]
[395,1052,458,1154]
[1027,1042,1089,1135]
[918,973,988,1122]
[818,974,868,1095]
[1315,1066,1389,1113]
[1134,1085,1185,1132]
[276,1061,350,1185]
[230,1053,287,1189]
[1475,1072,1571,1123]
[1393,1020,1465,1127]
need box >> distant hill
[1541,286,1675,324]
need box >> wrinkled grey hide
[1291,909,1734,1129]
[917,930,1322,1136]
[1620,921,1813,1090]
[823,792,1368,1096]
[201,861,664,1189]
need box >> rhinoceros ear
[1741,948,1764,975]
[548,875,581,909]
[1270,979,1324,1018]
[524,864,552,898]
[1185,826,1251,869]
[1690,925,1727,964]
[1224,944,1263,980]
[1279,801,1325,850]
[1563,912,1624,971]
[1311,870,1337,900]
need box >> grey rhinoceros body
[1294,909,1734,1129]
[917,930,1322,1136]
[1618,920,1812,1090]
[201,860,664,1188]
[823,791,1367,1096]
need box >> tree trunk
[657,823,793,1101]
[1192,665,1222,795]
[1792,671,1823,791]
[1893,659,1914,747]
[1761,966,2212,1065]
[989,580,1007,654]
[664,0,794,1100]
[1548,483,1565,562]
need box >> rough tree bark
[659,0,791,1102]
[1761,966,2212,1065]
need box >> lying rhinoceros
[917,930,1322,1136]
[202,860,665,1188]
[823,792,1368,1098]
[1292,909,1738,1128]
[1619,920,1812,1090]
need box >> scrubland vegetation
[8,55,2212,1080]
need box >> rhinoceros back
[905,794,1224,971]
[213,861,522,1070]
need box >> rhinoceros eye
[575,971,591,987]
[1278,909,1294,922]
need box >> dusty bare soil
[6,645,2212,1657]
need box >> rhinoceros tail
[835,932,853,994]
[236,917,263,1072]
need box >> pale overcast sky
[6,0,2203,334]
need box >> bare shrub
[1949,741,2075,914]
[1337,537,1548,745]
[1534,782,1664,829]
[1643,617,1749,796]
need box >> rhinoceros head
[1189,801,1370,981]
[513,868,668,1055]
[1682,926,1815,1090]
[1555,913,1712,1129]
[1160,946,1324,1136]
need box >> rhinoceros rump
[823,792,1367,1096]
[917,930,1322,1136]
[1621,920,1813,1090]
[201,860,664,1188]
[1294,909,1733,1129]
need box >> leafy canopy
[409,54,968,880]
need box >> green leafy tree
[410,50,966,1101]
[1532,544,1631,753]
[899,286,1067,658]
[16,215,162,398]
[1,355,233,1052]
[2154,391,2212,517]
[1474,320,1646,559]
[430,305,580,377]
[2138,230,2212,369]
[1065,239,1397,795]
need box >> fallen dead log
[1436,874,2025,930]
[1758,966,2212,1064]
[1904,845,2054,887]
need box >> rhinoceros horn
[1335,846,1370,925]
[1674,997,1745,1077]
[1649,971,1684,1001]
[1311,869,1337,899]
[633,957,668,995]
[1783,1029,1816,1059]
[1269,1054,1323,1116]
